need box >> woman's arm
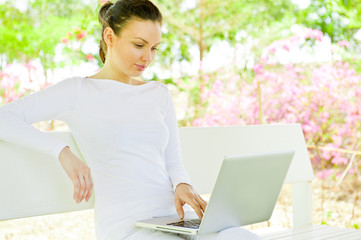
[0,78,78,158]
[0,77,93,203]
[163,86,207,219]
[163,86,192,189]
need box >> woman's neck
[89,65,131,84]
[88,69,147,86]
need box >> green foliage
[0,0,308,81]
[0,4,30,62]
[153,0,296,73]
[0,0,98,77]
[295,0,361,42]
[2,0,361,84]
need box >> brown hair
[98,0,163,63]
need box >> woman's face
[105,19,162,79]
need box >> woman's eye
[134,44,143,48]
[152,47,158,51]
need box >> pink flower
[268,47,276,53]
[337,40,350,48]
[289,34,300,43]
[0,77,14,89]
[321,150,332,161]
[282,44,290,52]
[316,169,333,179]
[67,32,73,37]
[253,63,263,74]
[192,118,203,127]
[305,28,324,42]
[320,111,330,123]
[304,120,320,133]
[86,54,95,61]
[61,37,69,44]
[285,63,294,69]
[260,56,269,64]
[76,30,87,40]
[100,0,108,4]
[331,135,342,147]
[331,156,348,165]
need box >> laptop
[136,150,295,235]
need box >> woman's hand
[174,183,208,220]
[58,146,93,203]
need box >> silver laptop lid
[199,150,294,235]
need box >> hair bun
[98,1,114,23]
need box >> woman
[0,1,262,239]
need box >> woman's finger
[85,172,93,202]
[196,195,207,212]
[175,197,185,219]
[187,198,203,219]
[81,175,89,202]
[73,177,80,202]
[77,174,86,203]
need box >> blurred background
[1,0,361,239]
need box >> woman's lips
[135,64,146,71]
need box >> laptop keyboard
[166,219,201,229]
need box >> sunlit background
[1,0,361,239]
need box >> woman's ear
[104,27,115,48]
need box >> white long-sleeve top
[0,77,192,239]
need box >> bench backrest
[180,124,314,194]
[0,132,92,220]
[0,124,314,225]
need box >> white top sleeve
[163,87,192,190]
[0,77,80,159]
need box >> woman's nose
[142,50,153,63]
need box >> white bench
[0,124,360,239]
